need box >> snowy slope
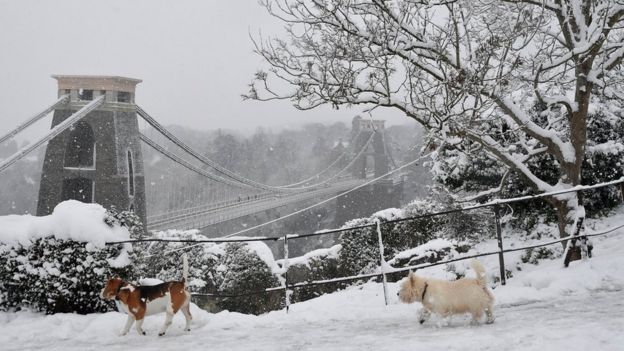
[2,214,624,350]
[2,230,623,351]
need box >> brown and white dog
[100,255,192,336]
[398,259,495,325]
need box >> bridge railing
[146,178,366,231]
[106,177,624,311]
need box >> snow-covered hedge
[0,201,137,314]
[215,242,284,315]
[134,230,285,315]
[338,199,470,277]
[280,245,346,303]
[136,229,221,292]
[388,238,458,268]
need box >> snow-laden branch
[249,0,624,238]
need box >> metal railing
[106,177,624,310]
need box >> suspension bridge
[0,75,404,234]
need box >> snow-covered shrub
[215,242,283,315]
[388,238,458,268]
[337,217,379,277]
[429,194,494,241]
[521,247,560,265]
[1,239,134,314]
[137,230,221,293]
[0,244,17,311]
[429,102,624,230]
[0,201,135,314]
[104,206,145,239]
[284,245,346,303]
[338,200,448,277]
[581,111,624,217]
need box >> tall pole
[375,219,389,305]
[494,204,506,285]
[283,235,291,313]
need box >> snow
[372,207,404,220]
[227,237,283,275]
[106,249,132,268]
[586,140,624,155]
[2,221,624,350]
[389,238,455,263]
[0,200,130,248]
[2,203,624,350]
[139,278,164,286]
[277,244,341,267]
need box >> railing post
[283,234,291,313]
[375,219,389,305]
[493,204,506,285]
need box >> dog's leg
[120,315,135,336]
[470,308,484,325]
[135,318,146,335]
[418,308,431,324]
[158,312,174,336]
[485,306,495,324]
[181,304,192,332]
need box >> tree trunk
[551,193,584,249]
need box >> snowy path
[4,218,624,351]
[2,287,622,351]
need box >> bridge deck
[147,178,365,232]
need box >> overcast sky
[0,0,411,142]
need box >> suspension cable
[0,96,104,175]
[0,95,69,145]
[140,133,260,191]
[138,106,300,193]
[137,105,379,193]
[276,131,362,188]
[152,154,424,256]
[145,131,379,230]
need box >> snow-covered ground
[2,225,624,351]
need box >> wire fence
[105,177,624,310]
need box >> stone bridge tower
[334,116,403,226]
[350,116,390,179]
[37,75,147,226]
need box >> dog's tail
[471,259,487,287]
[182,253,189,284]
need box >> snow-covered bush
[215,242,283,315]
[337,217,379,277]
[581,110,624,217]
[104,206,145,239]
[0,201,135,314]
[1,239,134,314]
[137,230,221,293]
[521,247,560,265]
[338,200,451,277]
[133,231,287,314]
[432,104,624,231]
[283,245,346,303]
[388,238,458,268]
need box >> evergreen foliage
[431,105,624,229]
[0,209,139,314]
[215,242,283,315]
[337,218,379,277]
[136,230,220,293]
[0,239,133,314]
[288,251,345,303]
[337,199,470,277]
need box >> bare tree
[245,0,624,239]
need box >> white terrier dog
[397,259,495,325]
